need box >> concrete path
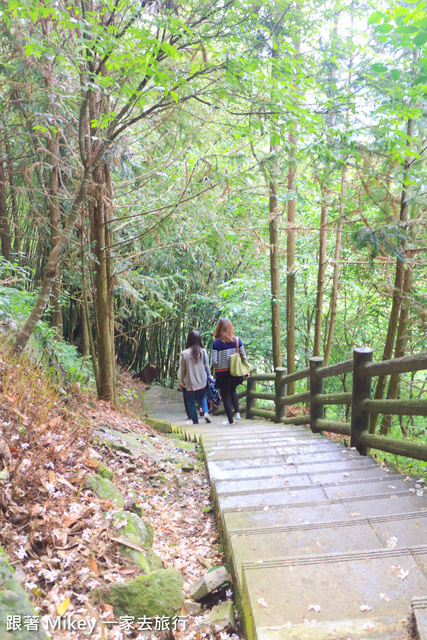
[145,386,427,640]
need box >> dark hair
[214,317,234,342]
[186,329,204,362]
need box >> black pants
[216,374,243,424]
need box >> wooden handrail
[315,359,353,379]
[364,398,427,416]
[314,419,351,436]
[282,367,310,385]
[360,432,427,462]
[362,352,427,377]
[242,346,427,463]
[281,391,310,405]
[312,392,351,405]
[251,391,275,401]
[252,372,275,381]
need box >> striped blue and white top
[211,337,247,377]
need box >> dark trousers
[185,387,208,424]
[216,374,242,424]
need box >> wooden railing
[229,347,427,462]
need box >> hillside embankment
[0,345,241,640]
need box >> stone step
[208,457,377,482]
[214,469,407,496]
[217,475,412,510]
[209,458,379,482]
[203,434,331,448]
[144,389,427,640]
[227,511,427,589]
[182,424,311,442]
[202,431,319,445]
[240,546,427,639]
[206,448,365,463]
[206,442,343,459]
[222,491,427,532]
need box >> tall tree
[0,138,11,262]
[10,0,261,355]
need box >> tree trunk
[313,183,329,356]
[369,115,413,433]
[379,256,414,434]
[90,163,115,402]
[269,144,282,369]
[286,129,297,392]
[4,138,19,257]
[268,40,282,370]
[170,316,181,388]
[0,139,12,262]
[324,164,347,365]
[13,167,94,352]
[49,132,63,337]
[105,162,116,400]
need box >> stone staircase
[144,387,427,639]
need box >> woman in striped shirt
[211,318,247,425]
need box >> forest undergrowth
[0,341,241,640]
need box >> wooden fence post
[246,368,256,420]
[351,347,373,455]
[275,367,287,423]
[309,356,324,433]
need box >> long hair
[214,317,235,343]
[186,329,204,361]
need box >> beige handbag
[229,337,252,377]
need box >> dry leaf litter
[0,350,241,640]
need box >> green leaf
[371,63,388,73]
[414,32,427,46]
[368,11,382,25]
[374,23,393,34]
[391,69,400,81]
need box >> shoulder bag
[229,337,252,377]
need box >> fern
[352,225,406,265]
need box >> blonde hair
[214,317,235,343]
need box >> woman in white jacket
[178,330,212,425]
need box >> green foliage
[0,258,94,388]
[352,225,406,264]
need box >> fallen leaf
[30,504,44,516]
[56,598,70,616]
[118,567,137,575]
[398,569,409,580]
[63,514,82,528]
[257,598,268,608]
[89,557,99,577]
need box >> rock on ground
[91,567,184,620]
[188,566,229,601]
[84,474,125,507]
[0,548,48,640]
